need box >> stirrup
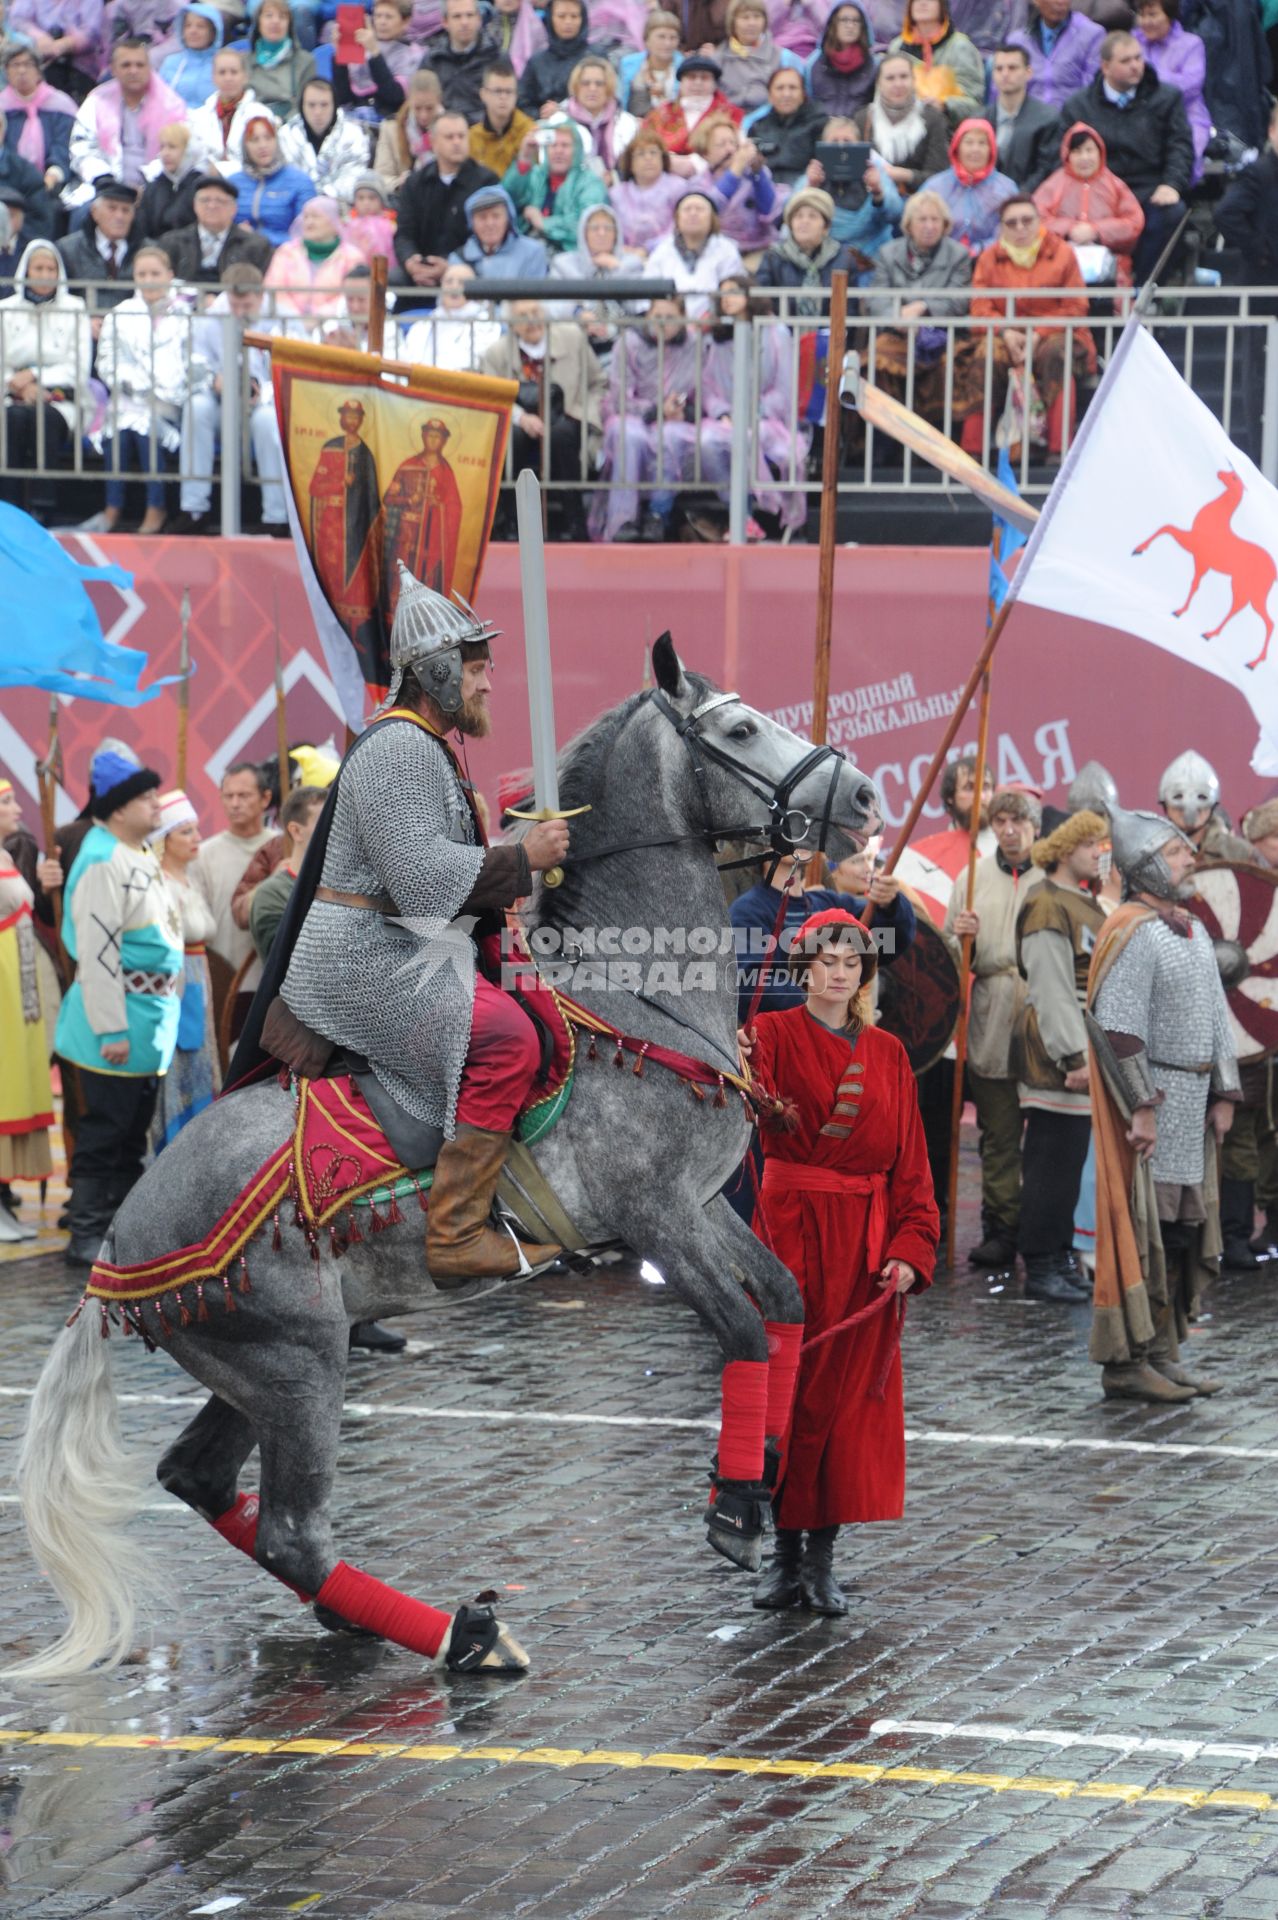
[704,1476,772,1572]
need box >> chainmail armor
[1093,916,1240,1186]
[281,721,486,1135]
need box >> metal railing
[6,282,1276,541]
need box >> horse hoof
[704,1479,771,1572]
[440,1601,530,1675]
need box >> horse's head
[645,633,882,864]
[1218,467,1243,497]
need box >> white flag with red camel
[999,323,1278,776]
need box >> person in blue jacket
[229,111,315,247]
[450,181,549,279]
[726,847,917,1218]
[159,4,226,110]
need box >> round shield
[1188,860,1278,1063]
[875,904,960,1073]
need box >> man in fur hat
[944,785,1043,1269]
[1086,808,1239,1402]
[1011,810,1108,1301]
[54,748,183,1268]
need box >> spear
[273,588,289,811]
[175,586,191,790]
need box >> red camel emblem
[1132,469,1276,670]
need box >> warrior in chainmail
[276,564,571,1283]
[1085,807,1240,1404]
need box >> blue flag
[988,447,1028,617]
[0,504,186,706]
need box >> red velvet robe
[752,1009,939,1529]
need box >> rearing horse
[1133,468,1277,671]
[8,637,881,1682]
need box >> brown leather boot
[1101,1361,1195,1404]
[426,1125,560,1286]
[1149,1301,1222,1396]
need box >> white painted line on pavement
[1,1386,1275,1463]
[868,1718,1278,1766]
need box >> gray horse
[10,637,880,1681]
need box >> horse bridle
[560,686,849,872]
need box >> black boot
[752,1528,803,1610]
[1022,1252,1087,1303]
[1220,1179,1261,1271]
[969,1217,1017,1268]
[349,1320,408,1354]
[64,1176,116,1269]
[799,1527,848,1616]
[1250,1208,1278,1257]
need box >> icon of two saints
[307,400,463,675]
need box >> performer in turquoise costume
[55,748,183,1268]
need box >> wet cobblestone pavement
[5,1137,1278,1918]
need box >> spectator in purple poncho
[1008,0,1105,109]
[7,0,104,107]
[486,0,549,71]
[1133,0,1209,181]
[691,112,780,254]
[806,5,879,118]
[767,0,829,58]
[922,116,1018,253]
[1005,0,1105,108]
[612,128,689,253]
[705,271,808,533]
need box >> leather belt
[315,885,401,915]
[1149,1058,1212,1074]
[123,970,181,996]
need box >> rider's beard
[453,692,492,739]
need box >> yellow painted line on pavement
[0,1728,1273,1812]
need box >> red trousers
[455,973,542,1132]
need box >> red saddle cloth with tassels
[82,967,577,1336]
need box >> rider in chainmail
[277,564,571,1283]
[1086,806,1240,1405]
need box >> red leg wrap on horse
[210,1493,309,1603]
[315,1560,452,1658]
[718,1358,770,1481]
[211,1491,259,1556]
[764,1320,803,1441]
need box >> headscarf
[948,116,995,187]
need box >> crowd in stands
[0,0,1271,538]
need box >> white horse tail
[4,1305,156,1680]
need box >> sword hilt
[506,804,591,890]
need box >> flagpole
[175,587,191,791]
[805,270,850,883]
[273,589,289,810]
[943,661,992,1269]
[368,255,387,356]
[37,694,62,935]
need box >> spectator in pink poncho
[1133,0,1210,183]
[1033,121,1144,284]
[767,0,828,59]
[588,0,652,57]
[486,0,549,71]
[344,171,397,264]
[68,38,189,202]
[266,196,367,315]
[0,46,78,197]
[612,129,690,253]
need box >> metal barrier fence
[5,283,1276,542]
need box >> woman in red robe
[744,907,938,1615]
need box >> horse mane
[534,672,718,927]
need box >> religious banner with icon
[271,336,517,729]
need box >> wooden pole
[37,695,62,935]
[273,589,289,809]
[175,586,191,791]
[943,665,993,1269]
[881,593,1016,879]
[368,255,387,357]
[806,268,849,885]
